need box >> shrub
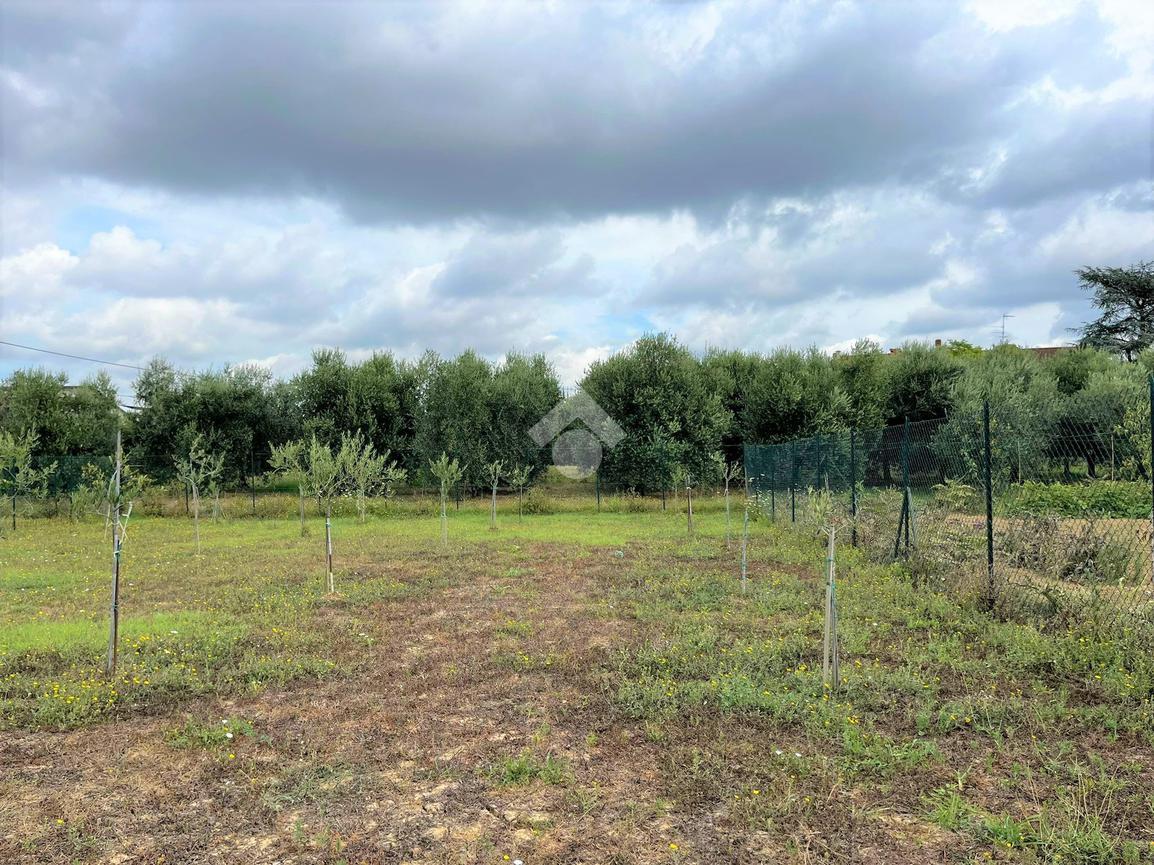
[1058,521,1138,585]
[1003,481,1150,519]
[998,514,1062,571]
[600,491,651,514]
[1000,515,1138,586]
[521,492,562,516]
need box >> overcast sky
[1,0,1152,396]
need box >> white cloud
[0,242,77,299]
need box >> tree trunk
[490,485,497,530]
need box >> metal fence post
[850,429,858,548]
[790,441,797,524]
[902,416,911,554]
[822,527,839,689]
[249,448,257,515]
[769,449,776,521]
[595,469,601,512]
[983,400,995,609]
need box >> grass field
[3,500,1154,864]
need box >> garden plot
[2,508,1154,864]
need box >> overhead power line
[0,340,147,372]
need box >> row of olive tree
[0,338,1000,494]
[7,265,1154,497]
[934,343,1154,486]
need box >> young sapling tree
[429,452,464,547]
[507,464,531,522]
[174,434,224,555]
[306,436,345,594]
[269,440,308,535]
[0,429,56,534]
[340,431,386,524]
[483,460,503,530]
[673,464,696,536]
[75,463,110,526]
[76,459,150,533]
[380,461,407,506]
[105,430,141,676]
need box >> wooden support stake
[740,500,749,594]
[325,507,334,593]
[822,527,840,689]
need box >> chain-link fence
[746,399,1154,641]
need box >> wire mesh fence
[746,398,1154,641]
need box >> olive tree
[104,431,142,675]
[174,434,224,554]
[672,464,696,536]
[340,430,387,524]
[429,452,464,547]
[0,429,56,533]
[75,460,150,531]
[306,435,345,594]
[269,440,308,535]
[483,460,503,530]
[380,462,407,507]
[581,334,727,494]
[507,464,532,522]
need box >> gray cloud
[2,1,1141,224]
[891,305,998,340]
[429,231,597,300]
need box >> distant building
[1024,345,1072,359]
[885,338,1073,357]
